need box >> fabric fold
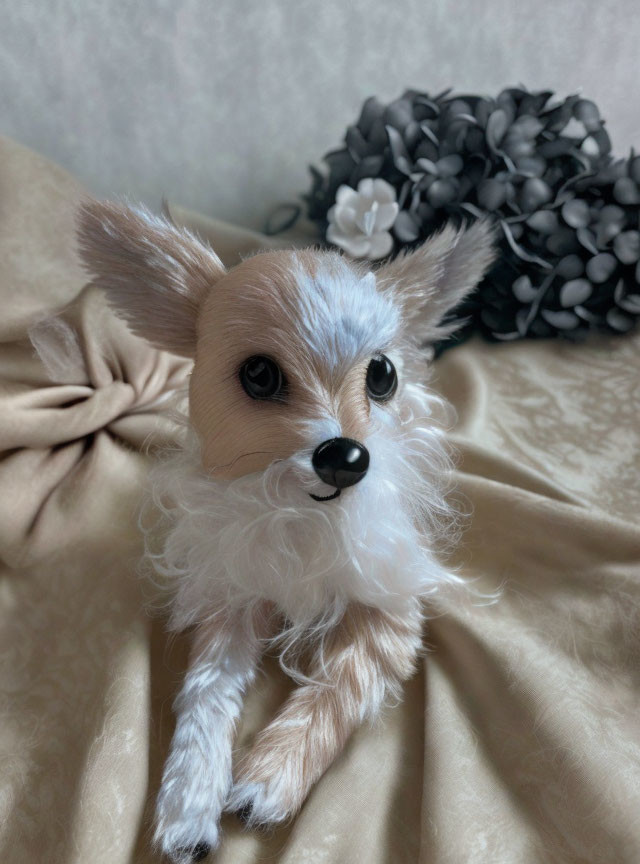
[0,280,189,566]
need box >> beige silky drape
[0,135,639,864]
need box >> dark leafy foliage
[303,87,640,346]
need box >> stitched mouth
[309,489,341,502]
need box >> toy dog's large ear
[376,220,495,345]
[77,200,226,357]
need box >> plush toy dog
[78,201,494,863]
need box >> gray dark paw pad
[235,801,253,825]
[175,841,211,862]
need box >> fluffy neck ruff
[145,383,460,646]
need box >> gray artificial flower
[326,178,399,259]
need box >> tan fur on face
[189,251,373,479]
[231,600,424,819]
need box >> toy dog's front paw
[154,748,231,861]
[225,776,296,827]
[170,841,212,862]
[158,829,217,863]
[155,798,220,862]
[225,725,313,826]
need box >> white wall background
[2,0,639,230]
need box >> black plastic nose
[311,437,369,489]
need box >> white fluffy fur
[286,257,400,372]
[153,616,261,861]
[146,378,459,656]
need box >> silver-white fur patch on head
[289,256,400,372]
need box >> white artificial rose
[326,178,399,260]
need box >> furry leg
[154,611,264,862]
[226,600,424,825]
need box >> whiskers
[207,449,283,475]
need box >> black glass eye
[366,354,397,402]
[239,355,285,400]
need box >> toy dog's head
[78,201,494,623]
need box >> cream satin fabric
[0,135,639,864]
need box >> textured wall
[2,0,639,229]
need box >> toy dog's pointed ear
[77,200,226,357]
[376,220,496,345]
